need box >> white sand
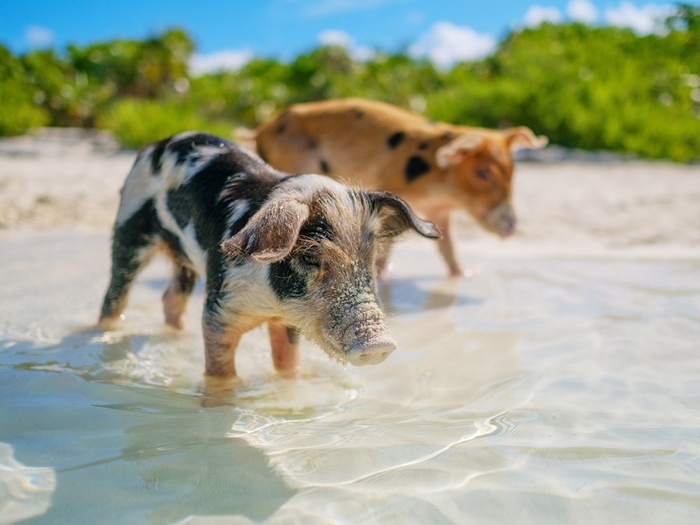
[1,129,698,252]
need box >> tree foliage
[0,6,698,162]
[426,21,700,161]
[0,44,49,134]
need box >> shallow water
[1,231,699,524]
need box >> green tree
[1,11,698,161]
[68,28,193,99]
[425,21,700,161]
[0,44,48,135]
[21,48,93,126]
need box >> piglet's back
[118,131,284,256]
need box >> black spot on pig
[268,207,336,300]
[166,187,191,230]
[319,159,330,174]
[387,132,405,149]
[114,199,160,256]
[418,142,429,150]
[164,141,278,255]
[405,156,430,182]
[440,131,454,141]
[276,123,286,134]
[150,138,169,175]
[269,259,308,299]
[352,108,364,119]
[169,134,233,166]
[308,139,317,149]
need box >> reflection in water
[112,403,294,524]
[1,346,296,524]
[378,275,482,315]
[0,443,55,524]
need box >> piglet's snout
[328,285,397,366]
[346,335,397,366]
[483,201,516,238]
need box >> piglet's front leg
[202,319,244,380]
[202,323,248,406]
[269,323,300,377]
[426,209,462,278]
[201,321,244,403]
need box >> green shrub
[3,7,699,162]
[426,22,700,162]
[0,45,49,136]
[97,98,233,148]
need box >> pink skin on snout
[345,335,397,365]
[480,201,516,238]
[303,253,401,367]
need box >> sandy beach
[1,129,698,252]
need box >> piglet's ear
[436,133,483,168]
[367,191,441,240]
[503,126,548,151]
[221,199,309,263]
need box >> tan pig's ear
[435,133,483,168]
[503,126,548,151]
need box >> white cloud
[352,46,376,61]
[523,5,563,27]
[604,2,675,35]
[25,25,54,48]
[567,0,599,23]
[189,50,254,76]
[319,29,353,47]
[409,22,497,69]
[317,29,375,61]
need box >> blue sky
[0,1,684,72]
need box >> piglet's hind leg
[99,203,161,326]
[163,265,198,329]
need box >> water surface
[1,232,699,524]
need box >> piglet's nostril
[499,218,516,237]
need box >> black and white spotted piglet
[98,132,440,382]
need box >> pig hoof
[276,367,301,379]
[448,267,475,278]
[97,314,123,330]
[164,317,184,330]
[202,375,243,404]
[346,337,397,366]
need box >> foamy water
[1,231,699,524]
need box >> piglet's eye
[298,252,321,269]
[475,168,491,181]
